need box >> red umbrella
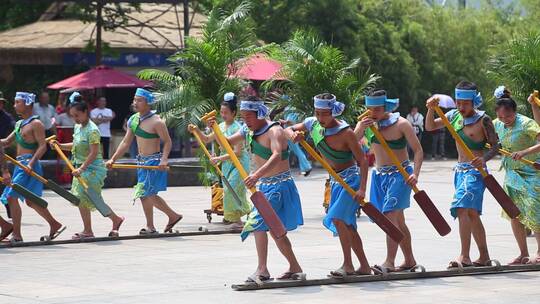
[47,65,151,90]
[230,54,285,81]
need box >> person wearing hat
[204,95,304,283]
[0,91,15,139]
[425,81,500,268]
[285,93,371,277]
[188,92,252,228]
[0,92,65,242]
[106,88,183,234]
[354,89,423,274]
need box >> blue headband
[313,94,345,117]
[364,95,399,112]
[135,88,155,105]
[240,100,268,119]
[493,86,506,99]
[69,92,81,104]
[15,92,35,106]
[455,88,482,108]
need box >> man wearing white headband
[426,80,499,268]
[354,89,423,273]
[285,93,371,277]
[0,92,64,242]
[107,88,183,235]
[205,95,304,283]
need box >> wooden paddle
[189,125,246,208]
[485,143,540,170]
[297,135,404,243]
[4,154,80,206]
[201,111,287,239]
[47,135,112,216]
[111,164,168,170]
[432,104,520,218]
[359,110,451,236]
[111,164,201,170]
[0,176,48,208]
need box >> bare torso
[455,119,486,163]
[17,121,38,156]
[322,129,356,172]
[250,125,290,177]
[135,115,161,156]
[372,118,409,167]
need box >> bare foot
[252,268,270,278]
[380,261,396,271]
[355,265,372,275]
[164,214,183,232]
[49,222,63,237]
[330,266,355,277]
[395,262,418,272]
[457,255,472,264]
[508,255,529,265]
[112,216,125,231]
[0,222,13,240]
[473,256,491,266]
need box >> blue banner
[63,52,172,67]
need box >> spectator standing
[406,106,424,158]
[0,91,15,139]
[33,91,57,137]
[90,97,115,159]
[430,128,447,160]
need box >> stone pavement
[0,160,539,303]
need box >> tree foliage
[138,1,268,131]
[264,30,379,122]
[488,31,540,115]
[0,0,54,31]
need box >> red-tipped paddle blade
[413,190,451,236]
[484,174,520,218]
[362,202,404,243]
[250,191,287,239]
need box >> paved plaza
[0,160,539,303]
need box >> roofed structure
[0,2,206,66]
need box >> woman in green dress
[493,89,540,264]
[189,93,251,228]
[52,95,124,239]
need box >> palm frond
[488,31,540,116]
[218,0,253,32]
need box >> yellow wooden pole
[4,154,48,184]
[432,105,488,177]
[359,110,419,192]
[47,135,89,189]
[486,143,539,168]
[201,111,256,193]
[189,125,225,176]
